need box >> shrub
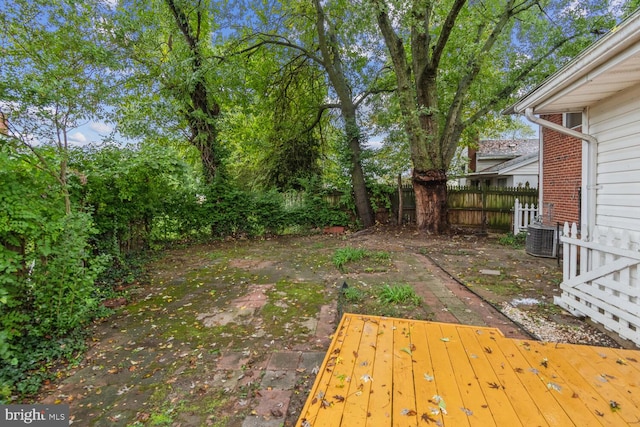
[250,190,289,236]
[287,178,352,229]
[0,151,108,401]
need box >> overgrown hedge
[0,151,108,400]
[0,146,356,401]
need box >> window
[564,112,582,129]
[497,178,507,188]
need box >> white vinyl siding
[590,83,640,234]
[476,158,508,171]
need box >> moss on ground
[261,280,330,340]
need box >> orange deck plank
[295,314,640,427]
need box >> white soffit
[534,44,640,113]
[508,10,640,115]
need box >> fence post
[528,204,536,227]
[513,198,521,234]
[570,222,578,279]
[563,222,570,279]
[397,174,403,225]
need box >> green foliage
[0,0,118,213]
[75,144,193,253]
[0,150,108,400]
[378,284,422,306]
[333,247,368,271]
[339,281,429,320]
[166,180,293,239]
[332,247,390,272]
[367,182,395,212]
[498,232,526,248]
[205,180,255,237]
[251,190,288,235]
[288,178,351,230]
[341,286,364,303]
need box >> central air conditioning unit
[526,222,557,258]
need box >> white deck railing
[557,222,640,345]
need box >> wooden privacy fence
[391,185,538,232]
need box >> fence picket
[558,222,640,346]
[563,222,570,280]
[570,223,578,279]
[513,198,539,234]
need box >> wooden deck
[296,314,640,426]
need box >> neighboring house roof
[477,138,538,159]
[467,151,538,177]
[505,10,640,115]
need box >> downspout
[523,108,597,240]
[524,108,597,144]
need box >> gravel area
[500,302,622,347]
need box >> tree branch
[234,33,325,67]
[462,34,577,128]
[441,0,539,153]
[431,0,467,68]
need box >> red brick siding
[541,114,581,226]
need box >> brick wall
[541,114,581,226]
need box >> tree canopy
[372,0,619,231]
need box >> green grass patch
[332,247,391,272]
[498,232,526,248]
[339,282,429,320]
[378,284,421,305]
[342,286,364,303]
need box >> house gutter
[523,108,597,144]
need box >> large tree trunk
[344,117,374,228]
[413,169,448,233]
[312,0,374,228]
[166,0,221,183]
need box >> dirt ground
[34,226,636,426]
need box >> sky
[68,121,115,146]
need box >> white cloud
[89,121,113,134]
[68,132,88,146]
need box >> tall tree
[221,47,329,191]
[113,0,225,183]
[260,57,326,190]
[247,0,393,227]
[0,0,115,214]
[372,0,616,232]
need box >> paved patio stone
[266,351,301,371]
[260,370,297,389]
[251,388,291,417]
[216,351,249,369]
[241,416,284,427]
[299,352,324,372]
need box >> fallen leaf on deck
[547,382,561,392]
